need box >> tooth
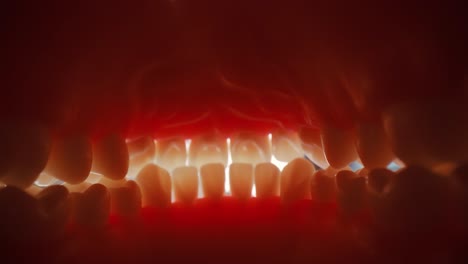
[109,180,142,217]
[75,184,110,227]
[298,127,329,169]
[368,168,394,194]
[44,134,93,184]
[271,129,302,162]
[189,134,228,167]
[0,122,51,188]
[311,170,337,202]
[355,122,394,169]
[155,137,187,171]
[280,158,314,204]
[35,173,57,186]
[64,182,91,193]
[173,166,199,204]
[336,170,367,213]
[0,186,48,243]
[127,136,156,175]
[356,168,370,178]
[135,164,171,208]
[36,185,71,237]
[383,101,468,167]
[200,163,225,200]
[229,163,254,200]
[92,133,129,180]
[321,126,358,169]
[254,162,280,199]
[230,132,271,164]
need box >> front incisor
[173,166,199,204]
[200,163,225,200]
[255,163,280,199]
[229,163,254,201]
[135,164,172,208]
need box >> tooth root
[383,101,468,167]
[280,158,314,204]
[173,166,199,204]
[75,184,110,227]
[200,163,225,200]
[254,163,280,199]
[110,180,142,217]
[36,185,70,236]
[127,136,156,175]
[156,137,187,171]
[135,164,171,208]
[299,127,329,169]
[0,122,51,188]
[189,134,228,167]
[271,130,302,162]
[368,168,394,194]
[311,170,337,202]
[92,133,129,180]
[44,135,93,184]
[356,122,394,169]
[321,126,358,169]
[230,132,271,164]
[229,163,253,200]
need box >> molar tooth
[321,126,358,169]
[200,163,225,201]
[230,132,271,164]
[298,127,329,169]
[356,122,394,169]
[44,134,93,184]
[75,184,110,228]
[0,122,51,188]
[254,163,280,199]
[311,170,337,203]
[36,185,70,237]
[127,136,156,176]
[271,129,302,162]
[135,164,171,208]
[109,180,141,218]
[383,101,468,167]
[280,158,314,204]
[92,133,129,180]
[229,163,254,201]
[173,166,199,204]
[155,137,187,171]
[368,168,394,194]
[189,134,227,167]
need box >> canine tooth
[92,133,129,180]
[368,168,394,194]
[230,132,271,164]
[229,163,254,200]
[254,163,280,198]
[110,180,142,217]
[37,185,70,237]
[44,135,92,184]
[200,163,225,200]
[0,122,51,188]
[173,166,199,204]
[311,170,337,202]
[356,122,394,169]
[383,101,468,167]
[321,126,358,169]
[271,130,302,162]
[156,137,187,171]
[135,164,171,208]
[298,127,329,169]
[75,184,110,227]
[280,158,314,204]
[189,134,228,167]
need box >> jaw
[1,1,468,262]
